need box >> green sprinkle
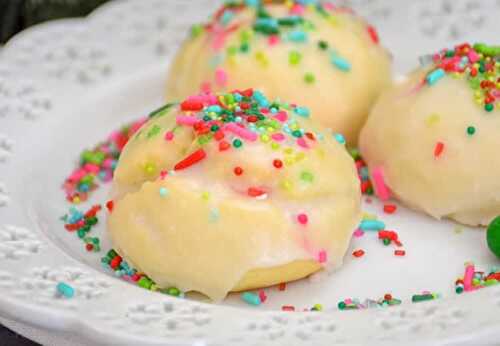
[166,287,181,296]
[147,124,161,138]
[304,72,315,84]
[148,103,175,118]
[300,171,314,182]
[485,103,494,112]
[467,126,476,135]
[289,51,302,65]
[233,139,243,148]
[318,40,328,50]
[190,24,204,38]
[138,277,153,290]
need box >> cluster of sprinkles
[101,249,184,297]
[191,0,380,90]
[455,262,499,294]
[61,205,102,252]
[63,118,146,204]
[338,293,401,310]
[421,43,499,113]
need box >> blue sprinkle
[426,68,445,86]
[245,0,260,7]
[331,55,351,72]
[78,183,90,192]
[359,220,385,231]
[255,18,279,29]
[360,167,369,180]
[333,133,345,144]
[220,10,235,26]
[288,30,308,42]
[233,93,243,101]
[209,208,220,223]
[56,282,75,298]
[159,187,169,197]
[206,105,222,114]
[270,107,278,114]
[253,91,270,107]
[294,106,310,117]
[241,292,261,306]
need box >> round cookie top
[420,42,499,113]
[187,0,380,88]
[114,88,356,202]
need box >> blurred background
[0,0,110,44]
[0,2,113,346]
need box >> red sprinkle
[273,159,283,169]
[378,230,398,241]
[434,142,445,158]
[282,305,295,312]
[352,249,365,258]
[384,293,393,301]
[383,204,397,214]
[367,25,379,44]
[278,282,287,291]
[85,243,94,252]
[394,250,406,256]
[110,255,122,269]
[234,166,243,176]
[219,140,230,151]
[106,200,114,213]
[180,100,204,111]
[174,149,207,171]
[258,290,267,303]
[248,187,266,197]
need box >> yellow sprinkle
[328,16,339,26]
[425,113,440,127]
[284,156,295,165]
[255,51,269,67]
[73,196,81,204]
[201,192,211,201]
[316,148,325,158]
[281,180,293,191]
[362,212,377,220]
[271,142,280,150]
[295,152,306,162]
[144,162,156,175]
[290,123,299,130]
[284,147,293,155]
[266,127,274,133]
[261,134,270,143]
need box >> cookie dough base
[232,259,322,292]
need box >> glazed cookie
[360,43,500,226]
[165,0,392,145]
[108,89,361,300]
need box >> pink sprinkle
[268,35,280,46]
[101,170,113,183]
[164,131,174,141]
[83,163,100,174]
[215,68,228,87]
[69,169,86,182]
[323,2,335,10]
[468,51,480,63]
[296,137,309,149]
[176,116,199,126]
[200,81,212,94]
[318,250,327,263]
[290,4,305,15]
[159,170,168,180]
[353,229,364,238]
[271,133,285,142]
[463,264,475,292]
[371,167,390,201]
[225,123,257,141]
[274,111,288,122]
[258,290,267,303]
[212,33,227,51]
[345,298,353,305]
[102,158,114,169]
[297,213,308,225]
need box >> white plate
[1,0,500,345]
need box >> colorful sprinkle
[56,282,75,298]
[241,292,261,306]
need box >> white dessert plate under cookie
[1,0,500,345]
